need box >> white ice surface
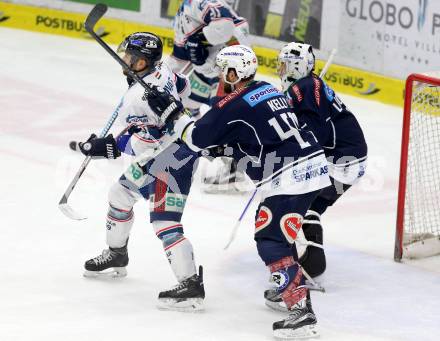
[0,28,439,341]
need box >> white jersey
[173,0,249,48]
[168,0,249,80]
[114,62,190,157]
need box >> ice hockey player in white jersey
[166,0,249,110]
[145,45,333,339]
[264,42,368,312]
[166,0,251,192]
[77,32,204,311]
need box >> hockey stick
[223,49,338,249]
[58,122,130,220]
[223,189,257,249]
[84,3,159,96]
[319,49,337,79]
[179,61,194,77]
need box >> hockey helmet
[118,32,163,72]
[216,45,258,85]
[278,42,315,91]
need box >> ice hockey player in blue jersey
[76,32,204,312]
[145,45,332,340]
[278,42,368,278]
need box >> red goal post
[395,73,440,261]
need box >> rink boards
[0,1,405,106]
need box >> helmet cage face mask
[277,60,288,79]
[278,42,315,90]
[221,61,241,85]
[216,45,258,85]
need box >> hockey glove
[200,145,234,161]
[127,123,143,135]
[146,86,185,126]
[79,133,121,159]
[185,32,209,66]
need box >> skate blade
[274,324,319,340]
[83,267,127,278]
[157,298,204,312]
[265,298,288,312]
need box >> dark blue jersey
[187,81,325,184]
[286,75,367,161]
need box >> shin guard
[106,205,134,248]
[269,256,307,310]
[153,220,197,282]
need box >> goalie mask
[117,32,163,74]
[216,45,258,85]
[278,42,315,91]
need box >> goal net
[395,73,440,261]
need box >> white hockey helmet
[278,42,315,91]
[216,45,258,85]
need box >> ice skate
[83,246,129,278]
[273,298,319,340]
[265,275,325,312]
[157,265,205,312]
[264,288,288,312]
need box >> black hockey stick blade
[85,3,108,32]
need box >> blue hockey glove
[185,32,209,66]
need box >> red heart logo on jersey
[255,206,272,232]
[280,214,303,243]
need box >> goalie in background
[76,32,205,312]
[264,42,368,312]
[166,0,251,193]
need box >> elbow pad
[203,20,235,45]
